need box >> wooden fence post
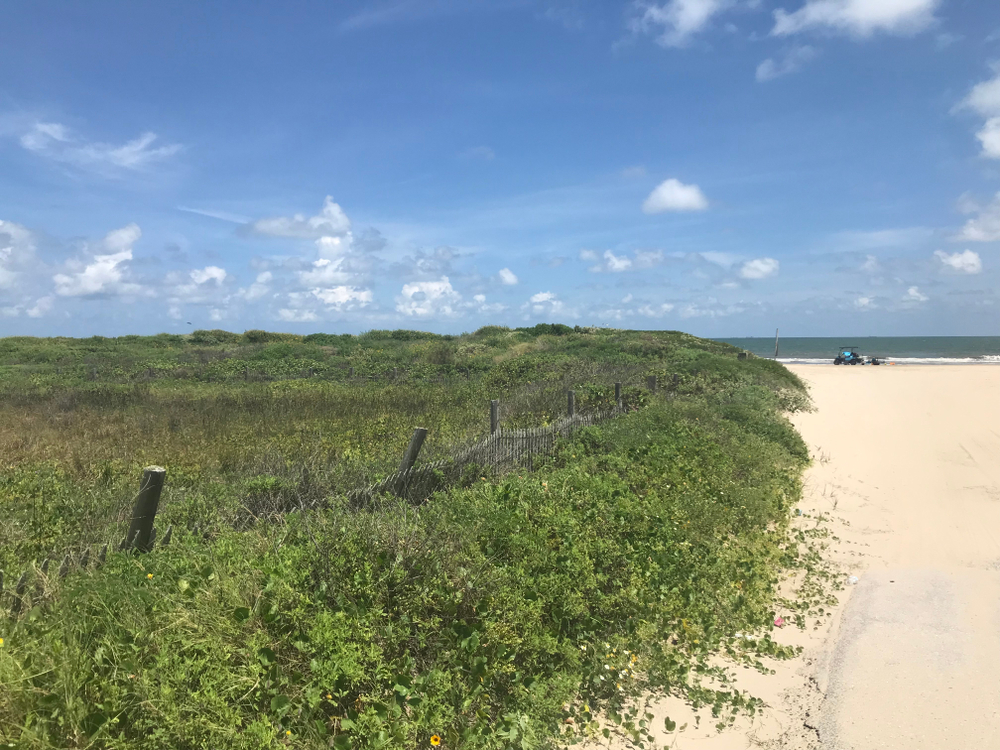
[490,400,500,434]
[672,373,679,386]
[395,428,428,496]
[125,466,166,553]
[349,366,355,378]
[647,375,657,393]
[567,390,576,418]
[11,571,27,616]
[615,382,622,410]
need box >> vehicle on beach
[834,347,884,365]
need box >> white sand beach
[628,365,1000,749]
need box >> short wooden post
[11,571,27,616]
[349,366,355,378]
[490,400,500,435]
[395,428,428,495]
[567,390,576,418]
[80,548,91,569]
[59,554,71,578]
[647,375,657,393]
[672,373,679,386]
[98,544,108,565]
[161,525,173,546]
[125,466,166,553]
[614,382,622,410]
[243,367,249,381]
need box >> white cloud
[603,250,632,272]
[756,45,817,81]
[524,290,565,316]
[956,193,1000,242]
[26,296,53,318]
[239,271,273,302]
[53,224,146,297]
[20,122,181,172]
[311,286,373,310]
[976,118,1000,159]
[958,72,1000,159]
[396,276,462,317]
[190,266,227,285]
[631,0,734,47]
[277,308,319,323]
[642,178,708,213]
[905,286,928,302]
[861,254,879,272]
[0,219,36,289]
[251,196,352,240]
[961,72,1000,118]
[621,165,647,179]
[934,249,982,274]
[638,302,675,317]
[772,0,939,37]
[579,249,598,261]
[298,258,353,287]
[699,251,738,267]
[739,257,780,279]
[854,296,875,310]
[498,267,519,285]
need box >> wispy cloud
[19,122,181,174]
[630,0,734,48]
[177,206,252,224]
[340,0,516,31]
[756,45,817,82]
[772,0,939,38]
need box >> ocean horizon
[716,336,1000,365]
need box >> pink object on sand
[774,617,786,628]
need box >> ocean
[715,336,1000,365]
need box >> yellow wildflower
[430,735,442,746]
[146,573,153,579]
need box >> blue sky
[2,0,1000,337]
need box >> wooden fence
[1,376,680,620]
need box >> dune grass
[0,326,809,749]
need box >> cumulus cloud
[956,193,1000,241]
[396,276,462,317]
[756,45,817,81]
[587,249,664,273]
[238,271,273,302]
[579,249,598,261]
[772,0,939,37]
[523,290,565,316]
[642,178,709,213]
[298,258,353,287]
[861,254,879,272]
[934,249,982,274]
[638,302,675,317]
[251,196,352,240]
[957,71,1000,159]
[311,286,373,310]
[277,308,319,323]
[854,296,875,310]
[190,266,227,285]
[905,286,928,302]
[631,0,734,47]
[739,257,780,279]
[53,224,146,297]
[166,266,230,314]
[0,219,37,289]
[19,122,181,173]
[498,267,519,285]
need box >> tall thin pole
[774,328,779,359]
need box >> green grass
[0,327,810,749]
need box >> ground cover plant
[0,326,810,749]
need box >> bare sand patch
[602,365,1000,749]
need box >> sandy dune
[620,365,1000,749]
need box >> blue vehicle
[833,347,883,365]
